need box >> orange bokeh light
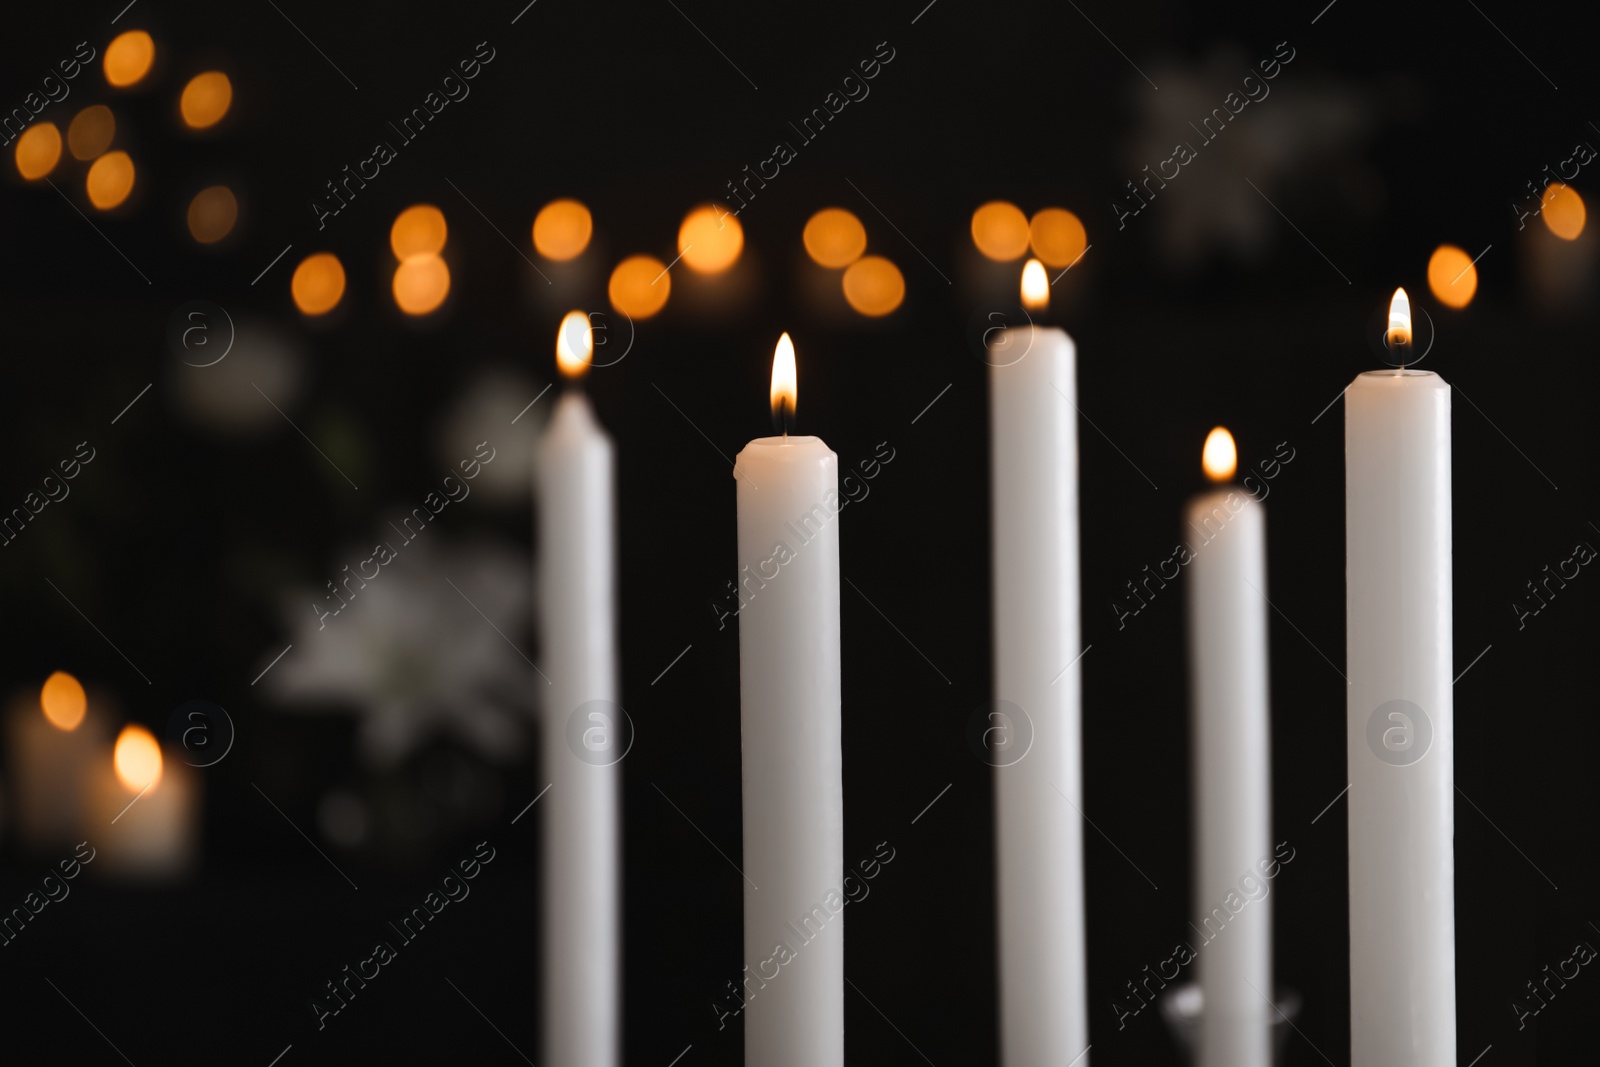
[608,255,671,319]
[532,198,593,261]
[14,122,62,180]
[180,71,233,129]
[842,255,905,316]
[1426,244,1477,309]
[105,31,155,88]
[292,252,346,315]
[971,200,1030,261]
[86,150,136,210]
[40,671,87,731]
[803,208,867,268]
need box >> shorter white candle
[5,672,108,850]
[89,725,200,880]
[536,310,621,1067]
[1186,427,1272,1067]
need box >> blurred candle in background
[990,260,1089,1064]
[5,672,108,850]
[1185,427,1272,1067]
[1345,289,1454,1066]
[736,334,845,1067]
[535,311,621,1067]
[91,725,199,880]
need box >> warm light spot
[1020,258,1049,311]
[393,254,451,316]
[114,724,163,793]
[771,332,797,423]
[187,185,238,244]
[842,255,905,317]
[67,106,116,160]
[14,122,62,180]
[180,71,233,129]
[1029,207,1087,268]
[678,205,743,273]
[1202,426,1237,482]
[556,310,593,377]
[803,207,867,268]
[608,254,671,319]
[40,671,87,731]
[86,150,135,210]
[971,200,1030,261]
[1387,287,1412,350]
[1541,182,1586,240]
[1426,245,1477,309]
[391,204,447,258]
[291,252,346,315]
[105,31,155,88]
[532,198,593,260]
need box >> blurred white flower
[173,317,305,433]
[435,367,548,505]
[1122,46,1376,267]
[266,537,535,767]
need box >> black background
[1,0,1597,1063]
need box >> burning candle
[1186,427,1272,1067]
[1346,288,1455,1065]
[535,310,621,1067]
[990,260,1088,1064]
[736,333,845,1067]
[91,724,200,879]
[5,672,109,851]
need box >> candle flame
[1020,258,1049,311]
[1202,426,1237,482]
[556,310,593,378]
[770,332,797,424]
[1386,287,1412,350]
[113,724,163,793]
[40,670,87,732]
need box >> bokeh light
[180,71,233,129]
[105,30,155,88]
[1541,183,1586,240]
[1029,207,1087,268]
[842,255,905,316]
[113,724,163,792]
[971,200,1030,261]
[393,254,451,316]
[391,204,448,259]
[803,208,867,268]
[532,198,592,260]
[40,671,87,731]
[291,253,346,315]
[86,150,135,210]
[608,255,671,319]
[187,185,238,244]
[14,122,62,180]
[67,105,116,160]
[678,205,744,273]
[1426,244,1477,309]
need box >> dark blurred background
[1,0,1596,1063]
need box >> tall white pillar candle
[535,312,621,1067]
[1345,289,1454,1066]
[1186,427,1272,1067]
[735,333,845,1067]
[990,261,1088,1065]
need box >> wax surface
[1345,369,1455,1066]
[989,325,1089,1065]
[734,434,844,1067]
[1185,489,1272,1067]
[535,390,621,1067]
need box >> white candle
[1345,288,1454,1065]
[90,725,200,880]
[990,260,1088,1064]
[1185,427,1272,1067]
[535,311,621,1067]
[5,673,108,850]
[735,333,844,1067]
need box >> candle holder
[1158,981,1302,1066]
